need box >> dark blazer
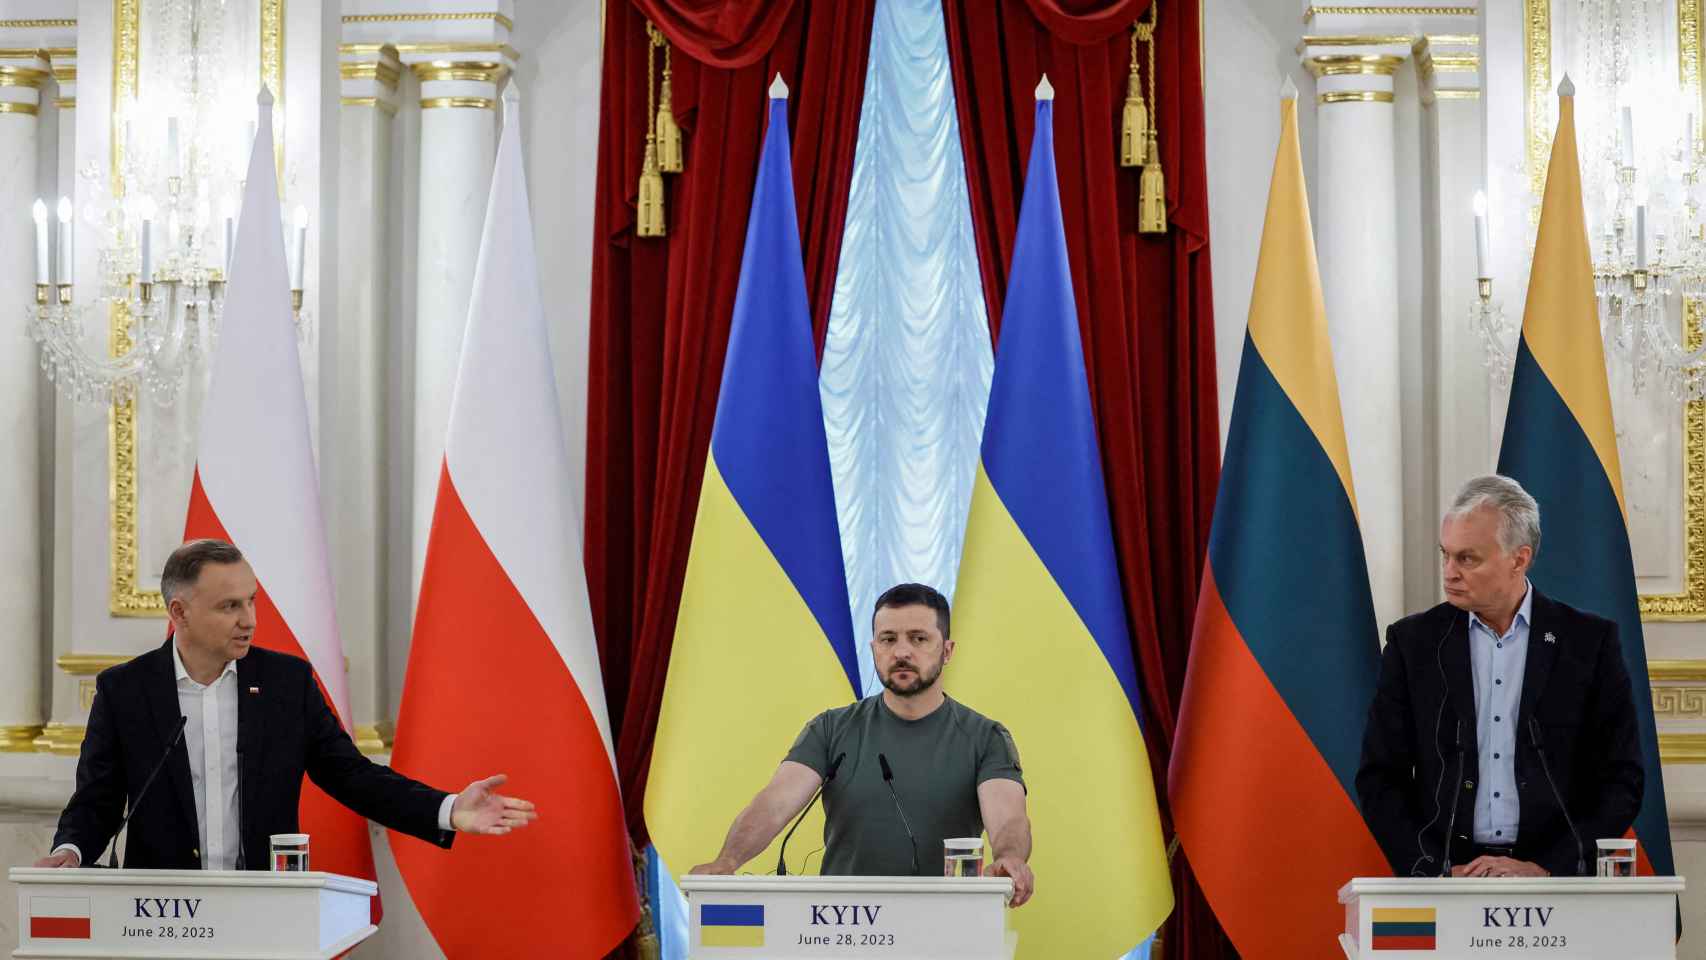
[53,640,453,869]
[1356,588,1644,878]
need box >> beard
[880,659,942,697]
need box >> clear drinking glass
[270,833,310,872]
[1596,838,1636,877]
[943,837,983,877]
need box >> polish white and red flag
[389,84,639,956]
[182,88,377,905]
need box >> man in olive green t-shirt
[689,583,1035,907]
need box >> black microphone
[1528,717,1586,876]
[877,753,919,876]
[1441,719,1466,877]
[1410,617,1458,876]
[777,752,844,876]
[104,715,188,869]
[234,744,247,871]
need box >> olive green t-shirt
[783,694,1024,877]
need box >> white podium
[10,867,376,959]
[1339,876,1685,959]
[679,875,1015,959]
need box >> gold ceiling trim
[341,96,399,116]
[1305,5,1477,21]
[410,61,507,84]
[1307,53,1403,77]
[57,653,133,676]
[343,40,521,62]
[0,65,47,87]
[1660,733,1706,763]
[420,95,494,110]
[1319,90,1395,104]
[0,19,76,28]
[0,101,39,114]
[342,11,513,33]
[1299,34,1415,51]
[340,59,401,90]
[1651,659,1706,682]
[54,96,73,108]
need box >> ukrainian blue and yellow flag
[1496,78,1673,880]
[1167,85,1390,957]
[948,81,1172,956]
[645,78,861,878]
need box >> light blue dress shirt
[1468,580,1533,845]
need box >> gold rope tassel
[1120,23,1147,167]
[1139,130,1166,232]
[1136,2,1167,234]
[653,24,683,174]
[637,20,666,237]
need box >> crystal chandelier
[23,0,310,408]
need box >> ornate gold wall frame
[108,0,286,615]
[1520,0,1706,621]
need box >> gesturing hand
[450,774,539,836]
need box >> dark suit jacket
[53,640,453,869]
[1355,588,1643,878]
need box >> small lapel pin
[1543,632,1556,644]
[248,686,261,694]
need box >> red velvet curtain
[585,0,875,854]
[940,2,1229,957]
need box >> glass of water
[944,837,983,877]
[270,833,310,872]
[1596,838,1636,877]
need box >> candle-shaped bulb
[1636,203,1648,269]
[56,196,71,224]
[1473,190,1491,279]
[166,116,181,178]
[136,194,156,222]
[56,196,73,286]
[291,204,308,290]
[138,194,155,283]
[32,198,49,285]
[1472,190,1487,217]
[1622,106,1636,167]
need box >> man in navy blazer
[1357,475,1644,879]
[36,539,537,870]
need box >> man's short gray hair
[1446,475,1541,557]
[161,539,246,603]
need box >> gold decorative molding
[342,11,513,32]
[1425,89,1480,101]
[354,720,395,756]
[57,653,133,676]
[420,95,495,110]
[53,96,72,109]
[42,46,73,61]
[410,60,507,84]
[1684,0,1701,120]
[0,724,45,753]
[1307,53,1404,77]
[1318,90,1396,104]
[34,722,85,756]
[1299,34,1415,50]
[0,101,39,115]
[1523,0,1550,205]
[51,64,75,84]
[344,41,521,63]
[0,48,50,59]
[262,0,284,183]
[1640,301,1706,620]
[341,96,399,116]
[1660,733,1706,764]
[0,65,48,87]
[0,18,76,28]
[1305,5,1477,20]
[340,59,400,90]
[108,0,160,617]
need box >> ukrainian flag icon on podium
[700,904,766,948]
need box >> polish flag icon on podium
[28,897,91,940]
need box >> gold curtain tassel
[1121,70,1148,167]
[1139,132,1166,233]
[638,140,666,237]
[1121,22,1147,167]
[637,19,668,237]
[657,38,683,173]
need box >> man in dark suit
[35,538,537,869]
[1357,475,1643,879]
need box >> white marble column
[333,47,402,754]
[1306,41,1409,633]
[1415,37,1487,610]
[405,56,504,605]
[0,50,49,752]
